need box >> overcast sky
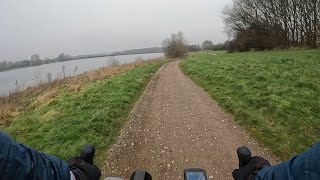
[0,0,232,61]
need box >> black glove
[130,170,152,180]
[67,145,101,180]
[233,156,270,180]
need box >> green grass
[4,61,165,166]
[180,50,320,160]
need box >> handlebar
[92,145,254,179]
[237,146,252,168]
[80,144,96,164]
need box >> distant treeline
[223,0,320,52]
[72,47,163,60]
[111,47,163,56]
[187,41,230,52]
[0,53,72,72]
[0,47,164,72]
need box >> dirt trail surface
[102,61,277,179]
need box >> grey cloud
[0,0,232,61]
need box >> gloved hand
[67,145,101,180]
[232,156,270,180]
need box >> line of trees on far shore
[0,53,72,72]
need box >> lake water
[0,53,163,96]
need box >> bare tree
[61,65,66,78]
[135,56,144,63]
[202,40,215,50]
[162,31,188,58]
[73,66,78,76]
[223,0,320,51]
[30,54,42,65]
[15,80,21,92]
[47,73,52,83]
[107,57,120,67]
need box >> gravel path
[102,61,277,179]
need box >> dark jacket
[256,142,320,179]
[0,131,70,180]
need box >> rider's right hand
[66,144,101,180]
[232,156,270,180]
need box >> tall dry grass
[0,58,164,128]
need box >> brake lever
[80,144,95,164]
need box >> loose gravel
[102,61,277,180]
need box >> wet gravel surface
[102,61,277,179]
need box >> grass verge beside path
[180,50,320,160]
[4,61,165,166]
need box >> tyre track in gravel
[102,61,277,179]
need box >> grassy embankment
[181,50,320,160]
[0,59,165,166]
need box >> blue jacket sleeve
[0,131,70,180]
[256,142,320,180]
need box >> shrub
[162,31,188,58]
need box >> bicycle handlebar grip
[130,170,152,180]
[80,144,96,164]
[237,146,252,168]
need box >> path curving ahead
[102,61,276,179]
